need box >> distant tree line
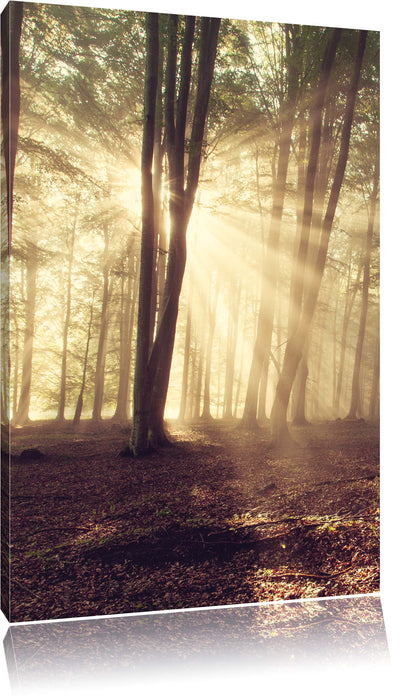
[1,4,379,452]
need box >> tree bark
[292,340,309,424]
[73,293,95,427]
[1,1,23,242]
[11,306,19,419]
[178,302,192,422]
[286,30,341,346]
[346,155,379,418]
[114,239,139,421]
[241,26,301,430]
[269,29,367,445]
[92,223,112,421]
[146,16,220,447]
[223,277,240,419]
[368,332,379,419]
[129,13,159,455]
[57,202,79,421]
[202,274,220,419]
[334,248,362,415]
[150,31,165,344]
[14,245,38,425]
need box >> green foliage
[10,8,379,424]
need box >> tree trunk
[146,16,220,448]
[202,274,220,419]
[150,34,165,344]
[233,289,249,418]
[288,118,308,425]
[286,32,340,348]
[114,240,139,422]
[193,344,203,420]
[346,156,379,418]
[92,227,112,422]
[178,303,192,422]
[331,278,339,411]
[11,306,19,419]
[269,29,367,445]
[1,0,23,242]
[223,278,240,419]
[291,104,335,421]
[73,294,95,427]
[129,12,159,455]
[368,332,379,419]
[14,247,37,425]
[240,130,289,429]
[257,353,270,423]
[157,159,168,326]
[57,204,78,421]
[334,249,362,415]
[292,340,309,424]
[241,26,300,430]
[1,2,23,435]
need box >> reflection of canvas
[1,1,379,622]
[4,596,389,695]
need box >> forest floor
[5,418,380,622]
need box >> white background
[1,1,404,697]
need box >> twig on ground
[267,565,353,581]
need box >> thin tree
[178,301,192,422]
[346,154,379,418]
[241,25,301,429]
[92,219,114,421]
[334,246,362,415]
[1,1,23,431]
[368,332,379,419]
[1,0,24,243]
[56,196,79,421]
[269,29,367,445]
[202,273,220,420]
[223,277,240,419]
[73,292,95,428]
[114,237,139,422]
[13,241,39,425]
[129,12,159,454]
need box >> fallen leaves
[8,418,380,621]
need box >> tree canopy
[2,4,379,446]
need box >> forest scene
[1,2,379,622]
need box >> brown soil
[4,418,379,622]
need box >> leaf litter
[8,418,379,621]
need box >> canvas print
[1,1,379,622]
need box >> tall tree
[114,237,139,422]
[284,28,341,368]
[346,154,379,418]
[368,332,379,419]
[333,245,362,415]
[223,276,240,419]
[178,270,194,422]
[73,291,95,428]
[13,241,39,425]
[130,15,221,454]
[1,0,24,242]
[269,29,367,444]
[129,12,160,454]
[92,218,114,421]
[241,24,301,429]
[56,196,79,421]
[1,2,23,432]
[202,272,220,419]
